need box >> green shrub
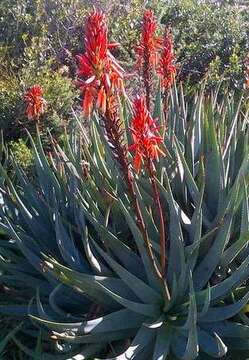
[0,71,20,139]
[0,60,78,142]
[1,0,248,91]
[1,0,248,147]
[9,139,33,170]
[161,0,249,89]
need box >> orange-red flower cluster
[157,29,176,90]
[129,96,164,172]
[135,9,162,71]
[24,85,46,120]
[76,10,125,117]
[136,9,176,94]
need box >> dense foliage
[0,2,249,359]
[0,0,248,146]
[162,0,249,89]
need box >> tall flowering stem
[136,10,161,112]
[78,11,166,290]
[129,96,167,277]
[24,85,46,121]
[103,96,165,289]
[157,28,176,125]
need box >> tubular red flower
[129,96,164,173]
[24,85,46,120]
[136,9,162,71]
[76,10,125,117]
[157,29,176,90]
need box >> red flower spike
[24,85,46,120]
[129,96,165,173]
[136,10,162,71]
[157,29,176,90]
[76,10,125,117]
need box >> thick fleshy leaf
[54,208,83,271]
[203,110,222,217]
[194,214,233,290]
[201,321,249,338]
[76,193,146,279]
[197,328,227,358]
[220,231,249,268]
[118,198,162,290]
[104,326,155,360]
[12,336,103,360]
[91,237,162,303]
[31,308,145,334]
[153,325,173,360]
[179,274,199,360]
[158,171,185,284]
[44,257,160,317]
[200,290,249,322]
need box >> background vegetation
[0,0,248,148]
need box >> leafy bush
[0,0,81,142]
[9,139,34,170]
[1,0,248,85]
[1,0,248,145]
[0,0,146,142]
[0,70,20,139]
[0,60,78,142]
[161,0,249,89]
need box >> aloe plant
[1,8,249,360]
[0,83,249,359]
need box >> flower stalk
[147,159,166,276]
[129,96,169,298]
[77,10,171,298]
[103,97,164,288]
